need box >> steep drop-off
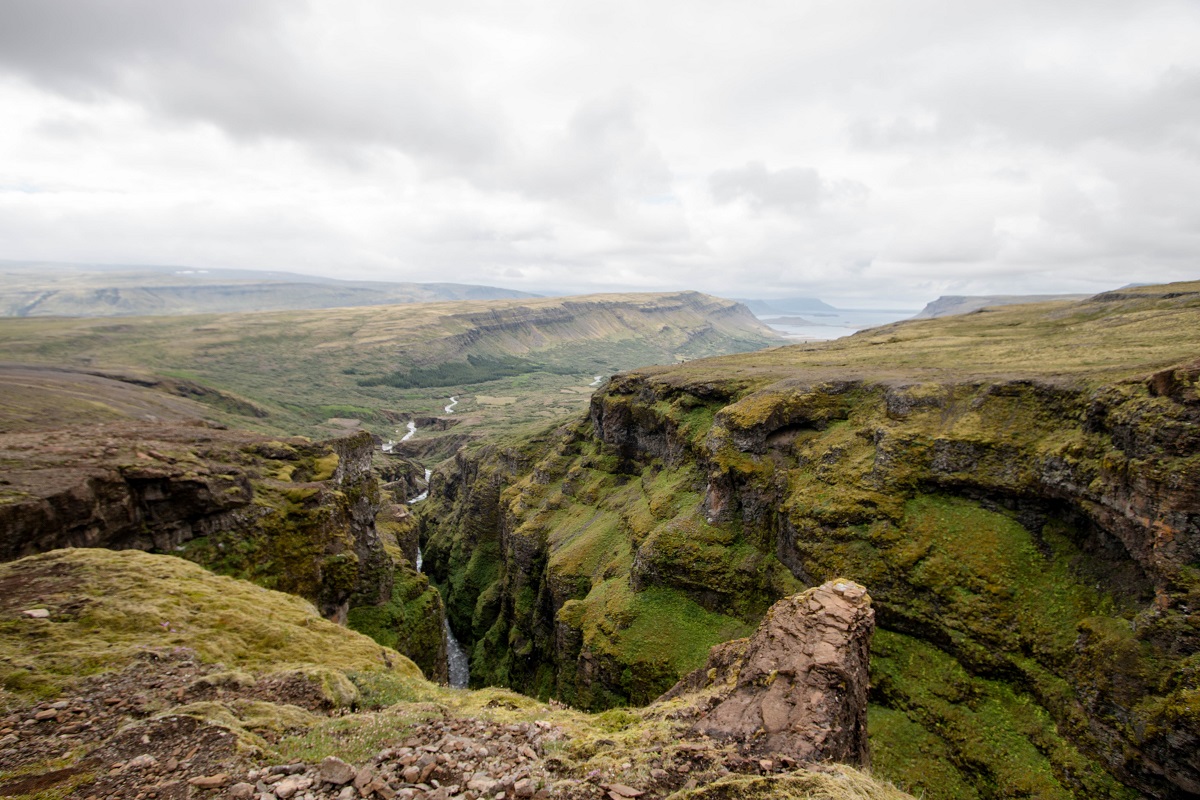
[0,418,448,680]
[420,283,1200,800]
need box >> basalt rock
[663,580,874,768]
[0,421,391,623]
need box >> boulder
[665,579,874,767]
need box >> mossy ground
[0,547,914,800]
[0,548,419,710]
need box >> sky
[1,1,1199,307]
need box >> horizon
[8,257,1148,312]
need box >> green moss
[870,629,1135,800]
[556,579,751,707]
[869,706,981,800]
[0,549,419,707]
[347,567,445,680]
[665,767,914,800]
[310,452,340,481]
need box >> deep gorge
[418,361,1199,799]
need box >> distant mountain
[736,296,839,316]
[913,293,1093,319]
[0,262,538,317]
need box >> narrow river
[406,467,469,688]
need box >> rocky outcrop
[663,580,874,767]
[0,422,391,623]
[0,547,915,800]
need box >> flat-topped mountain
[0,262,538,317]
[0,291,781,440]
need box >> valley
[1,283,1197,799]
[418,283,1200,799]
[0,291,779,443]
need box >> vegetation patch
[0,548,418,709]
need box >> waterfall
[443,616,470,689]
[414,547,470,689]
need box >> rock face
[670,580,874,767]
[423,364,1200,797]
[0,422,392,623]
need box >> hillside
[0,548,912,800]
[0,291,781,441]
[0,263,537,317]
[418,281,1200,800]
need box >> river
[406,467,469,688]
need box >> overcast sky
[2,1,1198,306]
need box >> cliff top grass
[0,548,420,708]
[632,280,1200,393]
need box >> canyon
[419,283,1200,799]
[1,284,1197,798]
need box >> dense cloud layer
[1,0,1197,304]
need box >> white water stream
[444,396,459,413]
[589,375,603,386]
[407,468,432,504]
[407,468,469,688]
[381,420,418,453]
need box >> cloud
[0,0,1199,307]
[709,162,868,214]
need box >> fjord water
[758,307,917,340]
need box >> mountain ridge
[0,263,539,317]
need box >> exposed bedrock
[0,424,393,623]
[662,580,875,768]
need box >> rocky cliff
[0,418,453,683]
[663,580,875,768]
[0,422,391,623]
[420,284,1200,800]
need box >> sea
[756,308,920,341]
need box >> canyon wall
[421,360,1200,799]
